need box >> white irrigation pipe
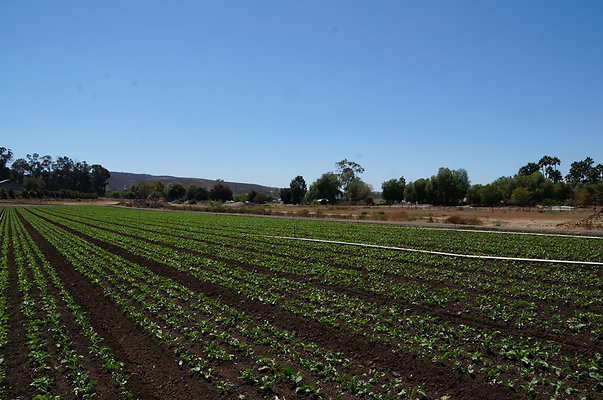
[419,226,603,240]
[263,235,603,266]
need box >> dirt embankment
[558,209,603,230]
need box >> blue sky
[1,1,602,189]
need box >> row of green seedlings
[10,209,136,398]
[11,210,96,399]
[21,210,436,400]
[43,207,602,337]
[11,210,137,398]
[0,209,9,396]
[38,208,603,400]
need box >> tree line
[3,145,601,206]
[283,156,603,207]
[0,147,110,199]
[112,179,236,203]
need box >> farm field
[0,206,601,400]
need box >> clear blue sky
[1,1,602,189]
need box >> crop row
[0,208,9,396]
[5,208,134,399]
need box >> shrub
[444,215,482,225]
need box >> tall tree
[131,182,152,199]
[91,164,110,196]
[426,168,470,206]
[546,166,563,183]
[151,180,165,194]
[518,162,540,176]
[289,176,307,204]
[335,159,364,192]
[280,188,293,204]
[0,147,12,179]
[538,155,553,176]
[186,184,209,201]
[346,177,372,203]
[566,157,601,184]
[210,180,233,202]
[306,173,341,203]
[381,177,405,205]
[166,182,186,201]
[511,187,531,206]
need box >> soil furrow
[25,237,129,399]
[4,232,38,399]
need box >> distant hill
[107,171,279,194]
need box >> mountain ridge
[107,171,279,194]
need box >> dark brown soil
[4,233,38,400]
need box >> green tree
[165,182,186,201]
[253,192,269,203]
[551,182,573,203]
[546,167,563,184]
[518,162,540,176]
[404,178,429,204]
[573,186,594,206]
[280,188,293,204]
[566,157,602,184]
[403,182,417,203]
[152,180,165,193]
[381,177,405,205]
[511,187,531,206]
[345,177,372,203]
[210,180,233,202]
[131,182,152,199]
[247,190,259,203]
[186,184,209,201]
[306,173,341,203]
[24,176,45,192]
[91,164,110,196]
[9,158,28,183]
[336,159,364,192]
[480,184,504,206]
[426,168,470,205]
[289,176,307,204]
[467,184,482,205]
[0,147,12,179]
